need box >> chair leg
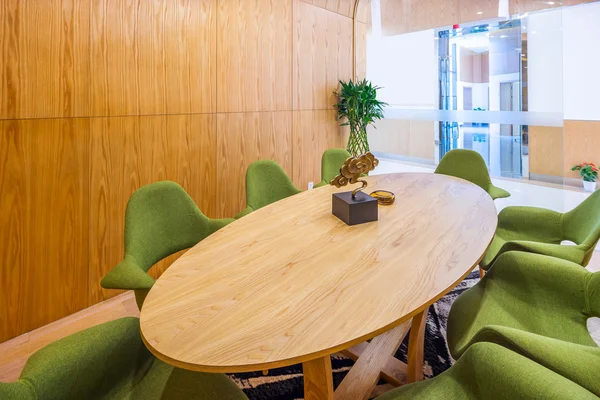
[479,267,485,279]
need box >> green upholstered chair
[479,189,600,270]
[434,149,510,200]
[447,251,600,396]
[0,317,247,400]
[375,342,597,399]
[101,181,234,309]
[234,160,301,219]
[314,148,351,188]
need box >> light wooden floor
[1,253,599,383]
[0,291,139,382]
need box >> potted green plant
[572,162,598,192]
[334,79,387,156]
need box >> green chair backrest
[451,252,600,395]
[435,149,494,192]
[492,252,600,323]
[376,341,598,400]
[587,271,600,319]
[101,181,231,308]
[0,318,152,400]
[245,160,301,211]
[0,381,35,399]
[563,189,600,259]
[122,181,214,271]
[321,148,351,184]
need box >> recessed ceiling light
[546,1,555,4]
[477,11,483,14]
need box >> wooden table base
[303,356,334,400]
[302,309,429,400]
[407,309,429,383]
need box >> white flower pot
[583,180,597,192]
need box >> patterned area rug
[229,271,480,400]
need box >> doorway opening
[438,20,524,178]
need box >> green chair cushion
[375,342,597,400]
[447,251,600,395]
[0,318,247,400]
[434,149,510,200]
[480,190,600,269]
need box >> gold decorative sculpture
[330,152,379,199]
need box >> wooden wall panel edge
[299,0,357,18]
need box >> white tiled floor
[373,158,600,345]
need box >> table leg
[303,355,334,400]
[335,321,411,400]
[407,308,429,383]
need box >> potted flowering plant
[571,162,598,192]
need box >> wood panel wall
[0,0,353,342]
[529,122,600,179]
[563,120,600,179]
[528,126,564,177]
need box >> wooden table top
[140,173,497,373]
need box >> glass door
[437,20,523,178]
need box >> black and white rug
[229,271,480,400]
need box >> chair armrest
[234,206,254,219]
[497,206,563,242]
[498,240,586,266]
[487,184,510,200]
[100,256,156,290]
[209,217,235,232]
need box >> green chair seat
[434,149,510,200]
[314,148,352,188]
[447,251,600,396]
[234,160,301,219]
[0,317,247,400]
[375,342,596,400]
[101,181,234,308]
[480,190,600,270]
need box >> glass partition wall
[439,20,527,179]
[356,0,599,188]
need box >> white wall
[367,30,437,109]
[527,9,563,114]
[473,84,489,109]
[489,72,520,112]
[562,2,600,120]
[457,82,488,110]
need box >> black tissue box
[332,191,378,226]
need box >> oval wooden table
[141,173,498,400]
